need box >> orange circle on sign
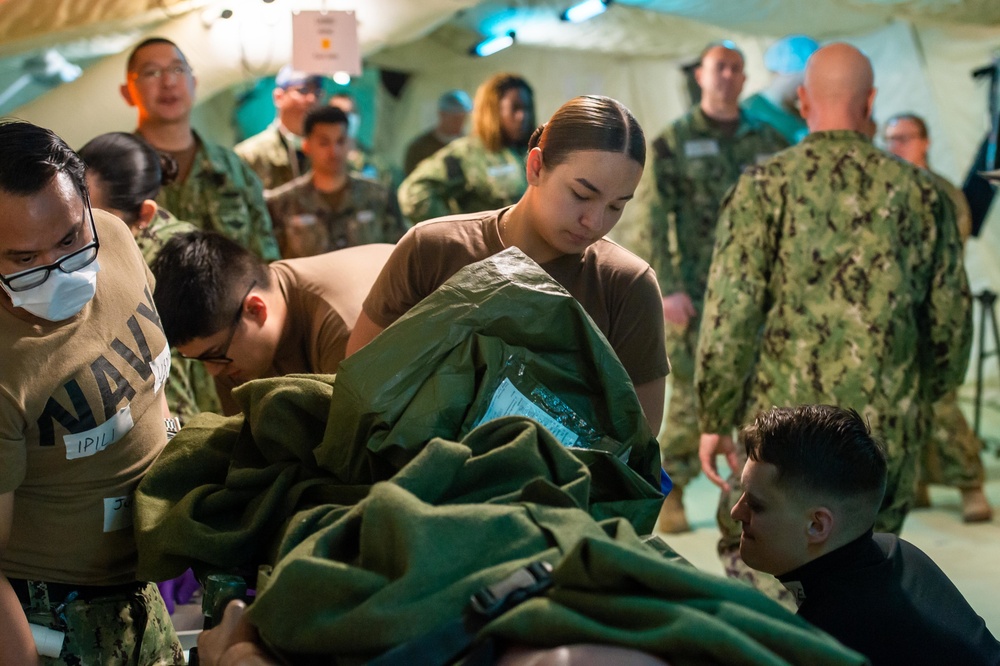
[321,38,331,49]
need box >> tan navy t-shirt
[0,210,170,585]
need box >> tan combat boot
[656,486,690,534]
[961,487,993,523]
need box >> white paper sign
[476,378,579,447]
[63,404,133,460]
[150,343,171,394]
[292,11,361,76]
[103,494,134,533]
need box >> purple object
[157,568,201,615]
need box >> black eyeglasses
[0,199,99,292]
[180,280,257,365]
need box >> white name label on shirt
[151,343,171,394]
[292,213,318,227]
[103,493,134,533]
[475,378,579,447]
[486,163,518,179]
[64,404,134,460]
[684,139,720,158]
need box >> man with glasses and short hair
[120,36,281,261]
[236,66,328,191]
[883,112,991,523]
[151,230,392,415]
[0,120,183,663]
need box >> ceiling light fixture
[561,0,611,23]
[470,31,515,57]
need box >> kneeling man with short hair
[732,404,1000,666]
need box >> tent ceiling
[3,0,999,64]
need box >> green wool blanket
[134,249,865,664]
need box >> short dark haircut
[885,112,928,139]
[528,95,645,169]
[742,405,888,506]
[126,37,185,73]
[0,120,88,199]
[151,231,269,346]
[304,106,349,137]
[78,132,177,226]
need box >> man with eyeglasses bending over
[151,230,392,416]
[120,36,281,262]
[0,120,183,664]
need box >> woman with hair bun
[79,131,222,420]
[349,95,668,430]
[79,132,192,264]
[398,72,535,223]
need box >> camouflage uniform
[633,107,787,487]
[135,208,222,422]
[234,123,308,191]
[921,172,984,490]
[156,131,281,261]
[349,144,399,197]
[397,135,527,223]
[266,172,407,258]
[696,130,972,545]
[21,580,183,665]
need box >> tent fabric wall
[4,0,1000,395]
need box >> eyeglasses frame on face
[0,195,99,292]
[131,63,192,83]
[180,280,258,365]
[286,84,325,99]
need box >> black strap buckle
[469,561,553,620]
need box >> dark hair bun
[528,123,546,150]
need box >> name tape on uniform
[64,404,133,460]
[684,139,720,158]
[103,493,134,533]
[151,343,171,394]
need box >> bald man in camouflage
[696,44,973,586]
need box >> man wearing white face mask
[0,121,183,664]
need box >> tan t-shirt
[215,243,395,415]
[0,210,169,585]
[363,208,668,386]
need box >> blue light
[561,0,609,23]
[472,32,515,57]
